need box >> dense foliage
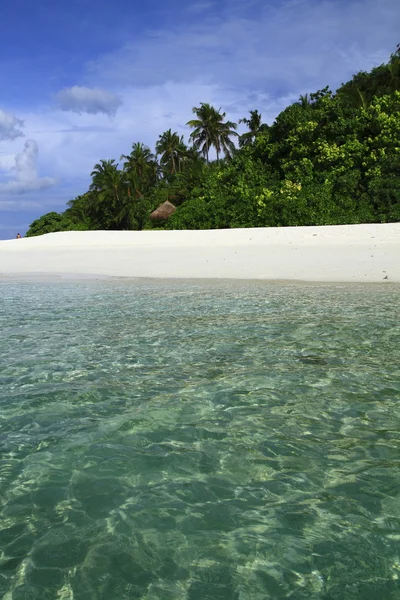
[26,51,400,236]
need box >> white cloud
[0,140,56,194]
[0,153,15,171]
[85,0,399,97]
[55,86,123,116]
[0,109,24,141]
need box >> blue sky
[0,0,399,238]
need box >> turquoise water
[0,279,400,600]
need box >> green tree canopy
[26,50,400,236]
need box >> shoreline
[0,274,398,287]
[1,224,399,283]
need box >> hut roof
[150,200,177,220]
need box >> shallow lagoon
[1,279,400,599]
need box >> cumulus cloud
[55,86,123,116]
[0,140,56,194]
[0,109,24,141]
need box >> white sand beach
[0,224,399,282]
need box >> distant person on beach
[16,233,21,239]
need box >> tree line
[26,47,400,236]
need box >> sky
[0,0,399,239]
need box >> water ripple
[0,280,399,599]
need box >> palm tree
[116,170,151,231]
[186,103,238,163]
[90,159,127,228]
[180,145,205,170]
[238,110,267,147]
[156,129,187,175]
[296,94,312,109]
[119,143,160,229]
[90,159,124,207]
[121,142,159,187]
[169,147,206,204]
[338,86,368,110]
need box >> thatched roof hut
[150,200,177,221]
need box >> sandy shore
[0,224,399,282]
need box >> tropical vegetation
[26,48,400,236]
